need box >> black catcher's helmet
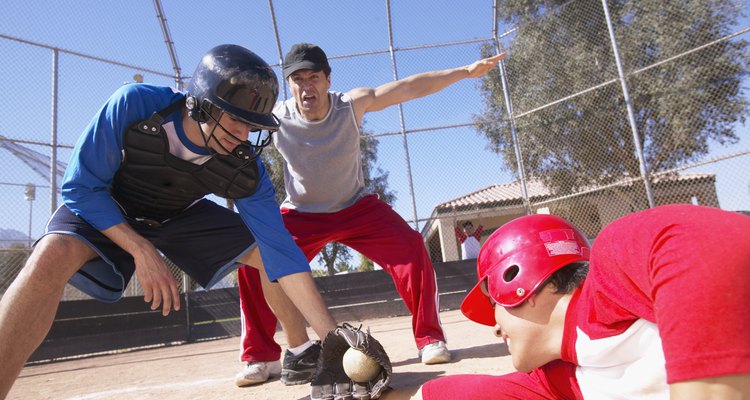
[186,44,280,159]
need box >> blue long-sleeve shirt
[61,83,310,281]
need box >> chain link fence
[425,0,750,261]
[1,0,748,300]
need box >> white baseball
[342,347,380,382]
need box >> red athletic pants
[237,194,446,362]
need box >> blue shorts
[44,200,255,302]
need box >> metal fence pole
[498,58,531,215]
[601,0,655,208]
[152,0,191,337]
[183,275,191,341]
[493,0,531,215]
[50,48,59,214]
[268,0,288,100]
[153,0,182,89]
[25,184,35,247]
[385,0,420,230]
[492,5,531,215]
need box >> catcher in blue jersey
[0,44,362,400]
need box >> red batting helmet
[461,214,590,326]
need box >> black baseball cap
[282,43,331,79]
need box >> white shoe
[420,341,451,364]
[234,360,282,387]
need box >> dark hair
[542,262,588,294]
[462,221,474,228]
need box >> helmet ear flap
[186,96,216,123]
[185,95,204,122]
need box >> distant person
[454,221,484,260]
[234,43,506,387]
[415,204,750,399]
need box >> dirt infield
[9,309,514,400]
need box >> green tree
[311,268,329,278]
[261,121,396,276]
[475,0,748,207]
[261,145,288,205]
[357,256,376,272]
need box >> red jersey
[423,205,750,399]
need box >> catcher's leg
[238,249,321,386]
[0,234,94,400]
[242,262,323,385]
[238,249,311,348]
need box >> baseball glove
[310,323,392,400]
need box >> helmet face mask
[461,214,590,326]
[186,44,280,160]
[193,98,277,160]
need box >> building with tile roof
[421,173,718,262]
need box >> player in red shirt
[454,221,484,260]
[417,204,750,399]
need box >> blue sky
[1,0,749,258]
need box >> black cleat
[280,341,322,386]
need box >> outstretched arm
[348,52,505,123]
[236,160,338,339]
[277,272,337,340]
[454,225,467,243]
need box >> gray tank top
[273,92,365,213]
